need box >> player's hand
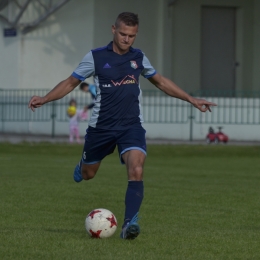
[190,97,217,112]
[28,96,46,112]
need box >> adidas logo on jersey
[103,63,111,68]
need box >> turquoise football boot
[73,163,83,183]
[120,212,140,239]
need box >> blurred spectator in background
[79,82,97,109]
[67,98,88,143]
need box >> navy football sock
[123,180,144,228]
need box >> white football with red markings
[85,208,117,238]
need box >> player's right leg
[117,126,147,239]
[120,150,146,239]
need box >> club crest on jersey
[130,61,138,69]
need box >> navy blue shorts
[81,126,147,165]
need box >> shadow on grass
[0,227,84,235]
[44,228,84,234]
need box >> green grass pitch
[0,143,260,259]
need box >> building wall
[0,0,95,90]
[169,0,260,93]
[253,0,260,90]
[0,0,170,90]
[1,0,259,92]
[0,22,20,89]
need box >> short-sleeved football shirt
[72,41,156,130]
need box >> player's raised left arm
[148,73,217,112]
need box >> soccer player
[28,12,217,240]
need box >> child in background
[67,99,88,143]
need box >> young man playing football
[28,12,216,240]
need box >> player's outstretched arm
[28,75,81,111]
[148,73,217,112]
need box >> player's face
[112,22,138,55]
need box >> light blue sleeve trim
[120,147,147,164]
[72,51,95,80]
[141,53,156,78]
[71,72,85,81]
[143,71,157,79]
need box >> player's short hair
[79,82,89,90]
[115,12,139,28]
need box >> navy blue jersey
[72,41,156,130]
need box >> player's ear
[112,25,116,34]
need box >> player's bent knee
[128,165,143,180]
[134,165,143,175]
